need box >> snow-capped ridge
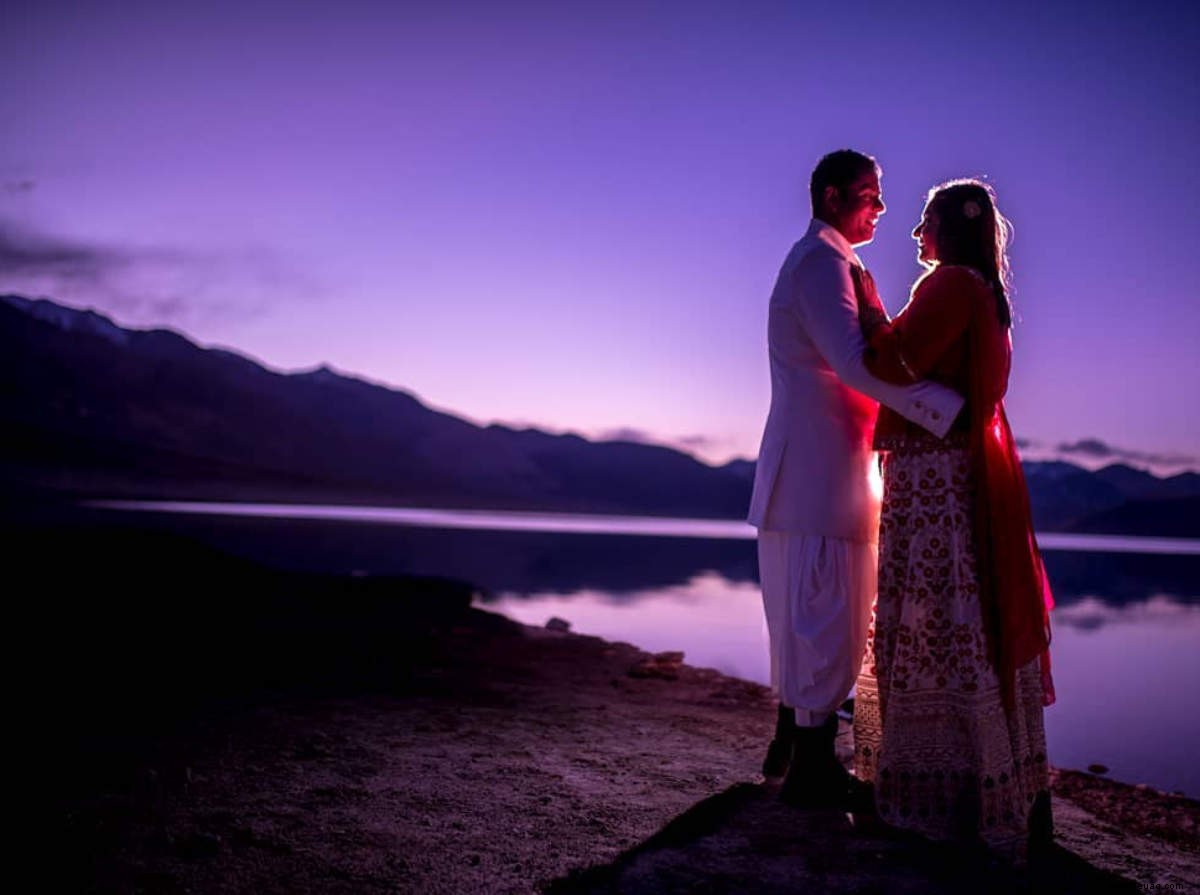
[1,294,131,346]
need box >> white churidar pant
[757,532,877,727]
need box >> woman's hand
[851,266,917,383]
[851,266,889,338]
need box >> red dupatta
[855,264,1055,710]
[967,295,1056,711]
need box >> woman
[850,179,1055,861]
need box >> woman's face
[912,205,939,264]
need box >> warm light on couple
[748,149,1055,863]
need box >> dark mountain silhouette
[3,294,1196,535]
[1021,462,1200,536]
[1068,496,1200,539]
[1093,463,1200,501]
[719,458,756,485]
[1022,461,1128,531]
[0,294,748,518]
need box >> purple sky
[3,1,1198,471]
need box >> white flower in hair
[963,200,983,219]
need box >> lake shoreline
[9,483,1200,544]
[24,519,1198,893]
[81,496,1200,555]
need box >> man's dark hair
[809,149,879,217]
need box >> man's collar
[806,218,863,267]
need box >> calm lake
[90,501,1200,798]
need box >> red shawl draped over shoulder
[854,264,1055,710]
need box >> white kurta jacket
[747,220,964,542]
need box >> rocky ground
[25,522,1199,893]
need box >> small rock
[545,617,571,633]
[627,661,668,679]
[627,650,685,680]
[1087,763,1109,775]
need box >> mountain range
[3,294,1197,536]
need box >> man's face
[827,171,885,247]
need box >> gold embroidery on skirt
[853,446,1049,860]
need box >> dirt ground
[56,604,1199,894]
[17,517,1193,894]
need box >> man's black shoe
[780,714,871,811]
[761,704,796,780]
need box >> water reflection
[1049,596,1200,797]
[65,504,1200,795]
[89,505,1200,615]
[489,577,1200,797]
[1041,551,1200,608]
[1052,594,1200,631]
[490,573,773,684]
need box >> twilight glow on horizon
[2,1,1198,472]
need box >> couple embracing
[748,149,1055,861]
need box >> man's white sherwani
[748,220,963,726]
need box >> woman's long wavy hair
[924,179,1014,327]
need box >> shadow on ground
[543,783,1142,894]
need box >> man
[747,149,963,808]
